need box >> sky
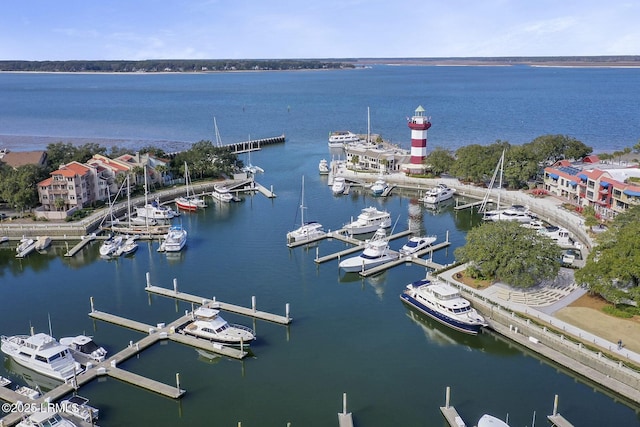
[1,0,638,60]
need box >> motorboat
[0,375,11,388]
[343,206,391,235]
[483,204,536,223]
[318,158,329,175]
[477,414,510,427]
[182,306,256,346]
[16,237,35,253]
[538,225,573,246]
[212,190,233,203]
[400,278,487,335]
[99,234,123,257]
[370,179,388,197]
[60,395,99,424]
[0,236,9,244]
[59,335,107,364]
[0,333,81,381]
[158,225,187,252]
[331,176,346,195]
[15,385,40,400]
[399,235,437,256]
[115,235,139,256]
[16,411,78,427]
[287,176,326,244]
[338,227,397,272]
[34,236,51,251]
[136,198,178,220]
[423,183,456,205]
[328,130,359,148]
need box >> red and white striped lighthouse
[407,105,431,165]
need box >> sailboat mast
[497,149,504,210]
[367,106,371,143]
[300,175,305,225]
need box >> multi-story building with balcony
[37,161,99,214]
[543,156,640,220]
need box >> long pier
[63,234,96,257]
[144,273,292,325]
[224,134,285,154]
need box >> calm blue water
[1,67,640,426]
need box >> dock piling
[445,386,450,408]
[286,303,290,322]
[90,296,95,313]
[176,373,180,392]
[173,278,178,293]
[146,272,151,288]
[553,394,558,415]
[252,296,256,312]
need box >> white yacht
[99,235,123,257]
[328,130,359,147]
[34,236,52,251]
[16,237,35,253]
[484,204,536,223]
[423,183,456,205]
[0,333,81,381]
[477,414,511,427]
[538,225,573,246]
[60,395,99,424]
[136,198,178,220]
[318,159,330,175]
[287,176,326,244]
[59,335,107,364]
[115,235,139,256]
[159,225,187,252]
[331,176,346,195]
[343,206,392,235]
[16,411,78,427]
[400,278,487,335]
[182,306,256,346]
[339,227,397,272]
[399,235,437,256]
[212,190,233,203]
[370,179,388,197]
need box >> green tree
[0,164,47,210]
[425,147,455,176]
[451,143,508,183]
[575,206,640,305]
[455,221,562,288]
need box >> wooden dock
[440,387,467,427]
[107,367,184,399]
[312,229,413,264]
[144,275,292,325]
[64,234,96,257]
[253,181,276,198]
[454,200,485,210]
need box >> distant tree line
[0,59,355,73]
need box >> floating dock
[144,273,292,325]
[64,234,96,257]
[440,387,466,427]
[15,241,36,258]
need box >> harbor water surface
[1,66,640,426]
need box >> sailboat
[136,165,178,220]
[242,137,265,174]
[287,176,326,245]
[175,162,207,211]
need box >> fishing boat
[343,206,391,235]
[158,225,187,252]
[182,306,255,346]
[328,130,359,148]
[318,158,330,175]
[399,235,437,256]
[400,278,487,335]
[59,335,107,364]
[331,176,346,195]
[287,176,326,244]
[338,227,397,272]
[422,183,456,205]
[0,333,81,381]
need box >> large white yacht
[399,235,437,256]
[16,411,78,427]
[328,130,360,148]
[0,333,81,381]
[343,206,391,235]
[400,278,487,335]
[158,225,187,252]
[331,176,346,195]
[338,227,397,272]
[423,183,456,205]
[182,306,256,346]
[483,204,536,223]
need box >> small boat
[16,411,78,427]
[175,162,207,211]
[0,375,11,388]
[400,278,487,335]
[370,178,388,197]
[328,130,359,148]
[287,176,326,244]
[99,234,123,257]
[538,225,573,246]
[0,236,9,244]
[423,183,456,205]
[483,204,536,223]
[331,176,346,195]
[318,159,330,175]
[158,225,187,252]
[477,414,511,427]
[343,206,392,235]
[16,237,35,253]
[339,227,398,272]
[34,236,51,251]
[115,236,138,256]
[0,333,81,381]
[60,395,99,423]
[15,385,40,400]
[59,335,107,364]
[211,190,233,203]
[182,306,256,346]
[399,235,437,256]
